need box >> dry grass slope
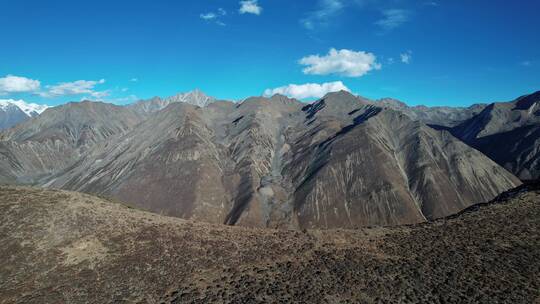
[0,184,539,303]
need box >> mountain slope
[0,102,28,130]
[450,91,540,179]
[0,101,142,184]
[40,91,520,228]
[1,183,538,303]
[285,91,519,228]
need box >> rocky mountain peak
[513,90,540,111]
[128,89,217,114]
[0,99,50,130]
[0,99,49,117]
[165,89,216,107]
[377,98,408,109]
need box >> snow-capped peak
[0,99,49,117]
[165,89,216,107]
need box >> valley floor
[0,183,539,303]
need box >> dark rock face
[0,92,521,228]
[450,91,540,180]
[1,183,538,303]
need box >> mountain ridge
[0,99,50,129]
[0,89,534,229]
[449,90,540,179]
[0,90,519,229]
[128,89,217,114]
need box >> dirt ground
[0,183,538,303]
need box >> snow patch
[0,99,49,117]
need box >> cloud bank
[301,0,345,30]
[239,0,262,15]
[0,75,41,95]
[264,81,350,99]
[299,48,381,77]
[39,79,108,98]
[375,9,410,30]
[400,51,412,64]
[200,8,227,25]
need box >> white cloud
[299,48,381,77]
[400,51,412,64]
[263,81,350,100]
[200,12,217,20]
[201,8,227,25]
[375,9,410,30]
[130,78,138,82]
[89,90,110,99]
[0,75,41,95]
[39,79,106,98]
[301,0,344,30]
[115,95,139,103]
[239,0,262,15]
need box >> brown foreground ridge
[1,183,539,304]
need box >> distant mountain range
[128,89,217,114]
[376,97,487,127]
[449,91,540,180]
[0,99,49,129]
[2,89,534,229]
[373,91,540,180]
[0,90,214,130]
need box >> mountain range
[0,99,49,129]
[2,89,536,229]
[449,91,540,180]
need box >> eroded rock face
[450,91,540,180]
[283,92,519,228]
[0,101,142,185]
[0,91,521,228]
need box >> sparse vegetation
[0,184,538,303]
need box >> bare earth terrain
[1,183,539,304]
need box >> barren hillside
[0,183,538,303]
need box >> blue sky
[0,0,538,107]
